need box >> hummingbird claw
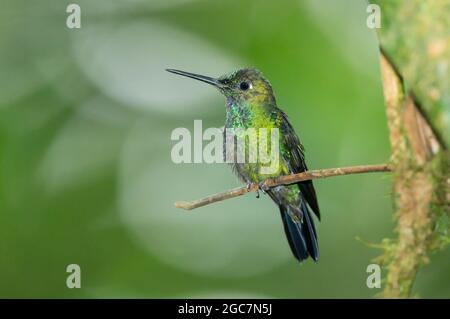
[255,190,260,199]
[258,181,270,193]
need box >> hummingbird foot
[246,183,261,198]
[258,181,270,194]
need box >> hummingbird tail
[279,199,319,263]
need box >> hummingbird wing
[278,110,321,220]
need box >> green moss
[427,151,450,251]
[373,0,450,143]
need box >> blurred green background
[0,0,448,298]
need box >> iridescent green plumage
[167,67,320,262]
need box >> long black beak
[166,69,221,88]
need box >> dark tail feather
[279,200,319,262]
[301,199,319,261]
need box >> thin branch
[175,164,391,211]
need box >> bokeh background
[0,0,448,298]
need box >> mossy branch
[378,51,449,298]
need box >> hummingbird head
[166,68,275,105]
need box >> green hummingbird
[167,68,320,262]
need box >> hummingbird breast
[223,102,287,184]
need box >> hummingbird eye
[239,81,251,91]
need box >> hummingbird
[167,68,320,263]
